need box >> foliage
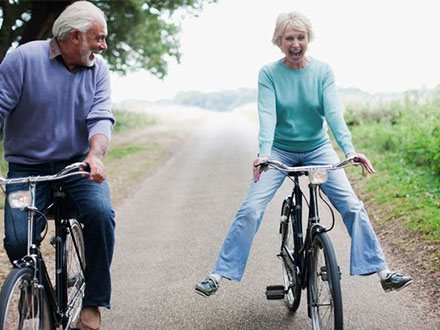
[0,143,6,178]
[343,86,440,243]
[113,108,156,133]
[173,88,257,111]
[106,144,149,159]
[344,87,440,175]
[0,0,216,77]
[172,86,402,113]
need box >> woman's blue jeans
[213,142,388,280]
[3,155,115,308]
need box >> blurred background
[1,0,439,313]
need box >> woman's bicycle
[0,162,88,330]
[264,155,362,330]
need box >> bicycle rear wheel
[308,231,343,330]
[280,200,301,312]
[63,219,86,328]
[0,267,54,330]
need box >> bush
[112,109,156,133]
[344,88,440,176]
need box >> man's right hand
[253,156,270,183]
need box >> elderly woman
[195,11,412,297]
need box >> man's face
[79,21,108,67]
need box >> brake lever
[255,162,269,173]
[352,157,366,177]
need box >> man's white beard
[80,40,95,67]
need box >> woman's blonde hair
[271,11,314,47]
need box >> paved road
[102,110,439,330]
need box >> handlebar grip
[80,163,91,173]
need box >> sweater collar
[49,38,62,59]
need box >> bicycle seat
[45,200,78,220]
[44,188,79,221]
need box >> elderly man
[0,1,115,329]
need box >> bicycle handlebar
[0,162,90,185]
[259,154,362,174]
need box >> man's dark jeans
[3,155,115,308]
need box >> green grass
[106,143,157,160]
[344,88,440,244]
[112,109,156,133]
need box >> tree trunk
[0,0,73,63]
[0,0,21,62]
[19,1,72,45]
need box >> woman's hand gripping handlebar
[253,156,270,182]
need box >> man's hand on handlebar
[253,156,270,183]
[83,154,106,184]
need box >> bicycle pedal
[67,275,79,288]
[49,236,56,247]
[265,285,285,300]
[320,266,328,281]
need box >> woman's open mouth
[289,49,302,60]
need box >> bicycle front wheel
[280,199,301,312]
[308,232,343,330]
[0,267,54,330]
[63,219,86,327]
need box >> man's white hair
[52,1,106,40]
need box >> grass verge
[343,93,440,310]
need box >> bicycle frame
[13,184,84,327]
[1,163,88,328]
[281,173,326,292]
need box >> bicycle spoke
[309,233,343,330]
[0,267,53,330]
[279,199,301,312]
[63,219,86,327]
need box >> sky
[110,0,440,102]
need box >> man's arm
[0,48,24,121]
[84,134,109,184]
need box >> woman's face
[280,25,309,68]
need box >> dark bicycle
[264,155,361,330]
[0,162,88,330]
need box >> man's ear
[70,30,82,45]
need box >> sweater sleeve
[86,60,115,141]
[322,66,355,155]
[257,67,277,157]
[0,49,24,121]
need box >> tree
[0,0,216,77]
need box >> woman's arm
[321,66,355,156]
[257,67,277,158]
[254,67,277,182]
[322,66,375,174]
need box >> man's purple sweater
[0,39,114,164]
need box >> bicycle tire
[63,219,86,328]
[0,267,54,330]
[280,199,301,312]
[308,231,343,330]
